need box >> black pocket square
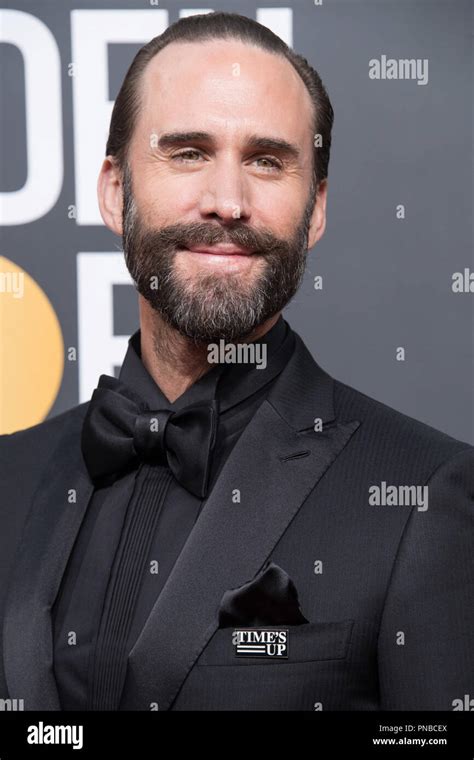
[218,560,310,627]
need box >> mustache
[130,222,293,258]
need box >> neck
[139,297,280,403]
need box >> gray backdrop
[1,0,473,443]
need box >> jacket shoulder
[333,378,473,463]
[0,403,90,486]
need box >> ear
[97,157,124,235]
[307,179,328,250]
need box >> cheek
[139,181,198,224]
[136,194,178,229]
[256,193,305,238]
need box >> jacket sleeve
[377,446,474,710]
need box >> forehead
[134,38,314,150]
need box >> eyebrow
[156,131,301,162]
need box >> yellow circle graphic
[0,256,64,434]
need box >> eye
[172,149,204,162]
[253,156,282,171]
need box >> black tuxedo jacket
[1,331,473,711]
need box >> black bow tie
[81,375,218,498]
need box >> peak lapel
[2,410,94,710]
[121,333,360,711]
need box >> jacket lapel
[121,334,360,710]
[2,407,94,710]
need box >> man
[0,12,472,712]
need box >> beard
[122,164,316,343]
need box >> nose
[197,155,251,223]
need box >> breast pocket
[196,619,354,666]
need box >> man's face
[116,39,324,342]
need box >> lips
[184,244,254,256]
